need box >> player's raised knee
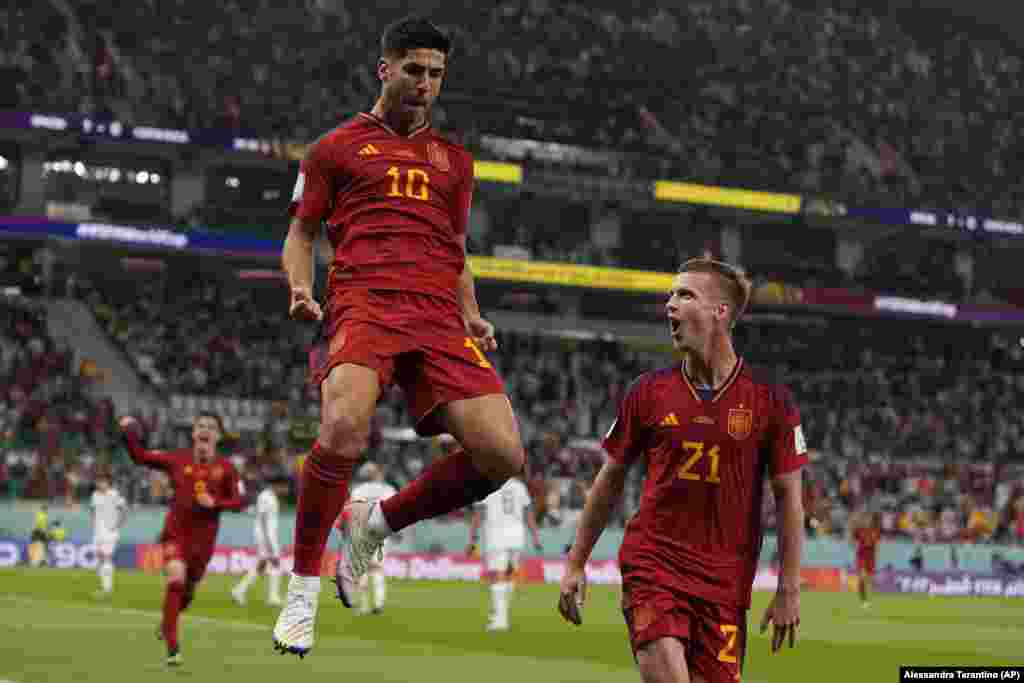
[319,408,372,457]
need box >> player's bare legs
[636,638,694,683]
[273,363,379,656]
[160,559,187,666]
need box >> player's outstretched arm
[760,468,804,653]
[558,460,628,626]
[118,416,175,470]
[466,509,481,555]
[214,466,248,512]
[282,217,323,322]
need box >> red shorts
[161,531,217,584]
[622,584,746,683]
[856,552,876,576]
[311,288,506,436]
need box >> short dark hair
[381,15,451,60]
[195,412,225,434]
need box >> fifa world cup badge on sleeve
[427,142,450,172]
[794,425,807,454]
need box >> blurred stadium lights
[42,159,163,185]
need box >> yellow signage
[473,160,522,184]
[654,180,802,214]
[468,256,674,293]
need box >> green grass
[0,567,1021,682]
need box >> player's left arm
[525,505,542,552]
[456,234,496,352]
[213,464,248,512]
[115,495,128,530]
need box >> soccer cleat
[486,620,509,632]
[166,648,182,667]
[231,587,247,606]
[332,499,384,609]
[272,575,319,658]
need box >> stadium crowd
[4,275,1024,544]
[5,0,1024,216]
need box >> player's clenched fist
[465,315,497,351]
[557,562,587,626]
[289,287,323,322]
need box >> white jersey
[90,488,126,539]
[351,481,398,504]
[254,488,280,558]
[480,478,532,553]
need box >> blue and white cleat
[272,574,320,659]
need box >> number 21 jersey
[604,360,808,609]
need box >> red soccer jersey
[289,113,474,304]
[604,359,808,609]
[854,527,881,557]
[126,442,246,540]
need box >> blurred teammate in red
[851,512,882,608]
[273,15,524,657]
[558,258,807,683]
[120,413,246,667]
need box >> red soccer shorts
[622,584,746,683]
[856,552,877,576]
[161,530,217,584]
[310,287,506,436]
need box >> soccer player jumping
[120,413,246,667]
[273,15,525,657]
[558,258,806,683]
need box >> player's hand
[465,315,497,352]
[118,416,139,433]
[558,562,587,626]
[533,539,544,553]
[289,287,323,322]
[196,492,216,509]
[759,586,800,653]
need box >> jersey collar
[359,112,431,139]
[680,356,744,403]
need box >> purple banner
[874,570,1024,598]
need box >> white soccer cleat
[231,587,247,607]
[272,575,320,658]
[486,620,509,632]
[333,499,384,609]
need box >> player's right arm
[283,217,323,322]
[285,137,337,322]
[558,459,628,626]
[466,508,482,555]
[118,416,177,471]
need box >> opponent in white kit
[232,472,290,607]
[337,462,397,615]
[469,469,542,631]
[90,470,127,597]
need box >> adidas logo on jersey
[659,413,680,427]
[357,144,380,156]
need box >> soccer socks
[162,581,186,651]
[293,443,355,576]
[236,563,259,596]
[371,569,386,610]
[357,574,370,614]
[380,449,502,533]
[99,560,114,593]
[267,565,282,603]
[491,582,510,626]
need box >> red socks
[292,442,355,576]
[381,449,501,533]
[162,581,185,650]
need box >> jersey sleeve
[289,136,338,222]
[215,462,247,512]
[450,148,474,237]
[768,384,808,477]
[602,379,648,466]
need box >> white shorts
[366,538,390,571]
[485,549,521,574]
[93,534,119,557]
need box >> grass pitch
[0,567,1021,682]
